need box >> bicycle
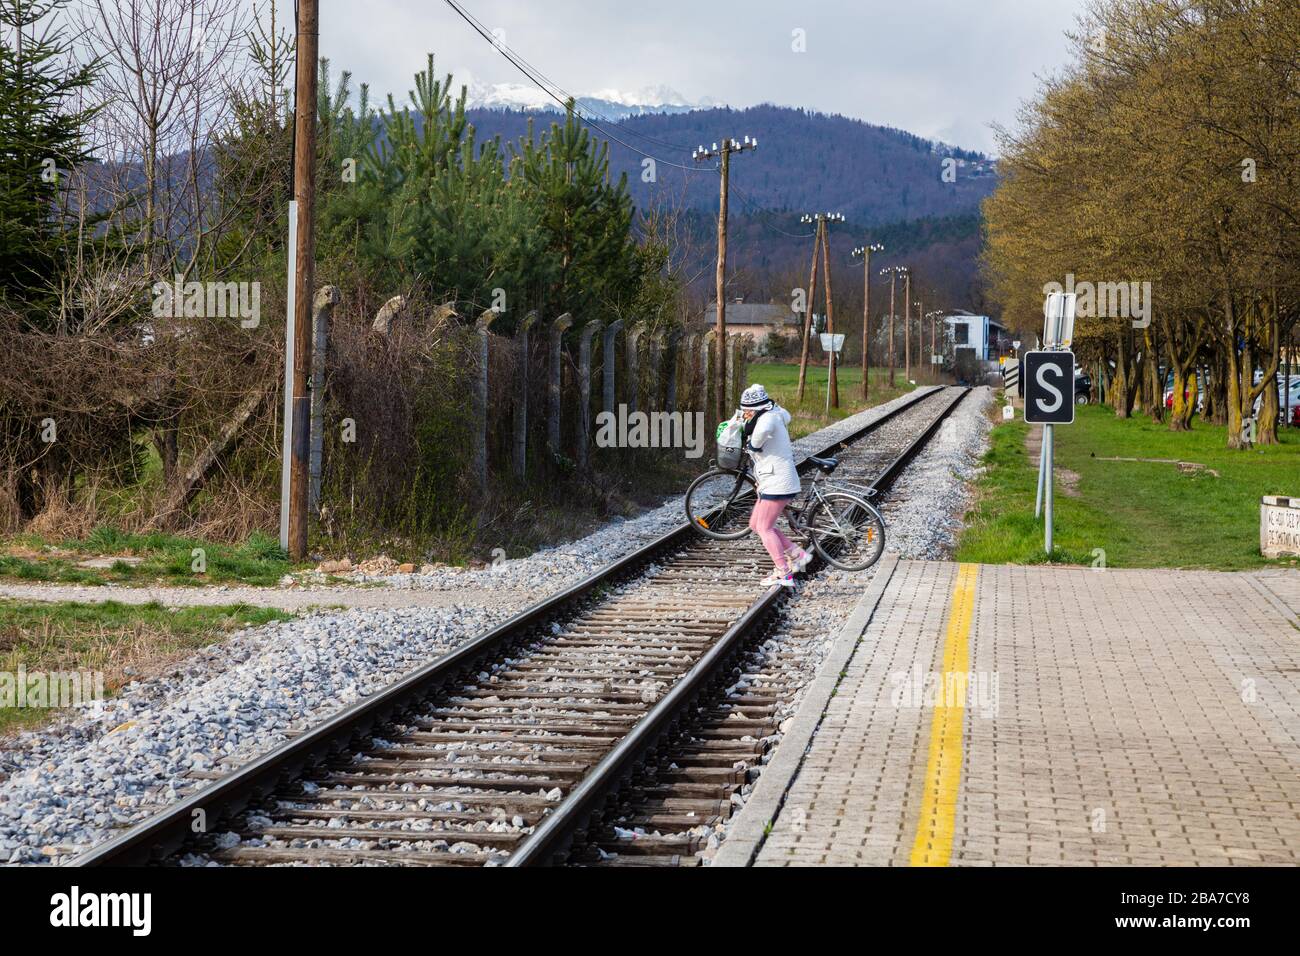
[683,451,887,572]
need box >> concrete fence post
[429,301,457,335]
[664,329,683,414]
[726,333,739,411]
[474,310,497,498]
[578,320,603,471]
[626,323,645,416]
[649,332,665,412]
[548,312,573,455]
[735,336,752,408]
[309,285,341,514]
[513,310,538,482]
[682,333,699,412]
[371,294,408,335]
[700,330,716,423]
[603,319,625,415]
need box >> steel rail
[506,387,971,866]
[73,386,949,867]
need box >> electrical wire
[442,0,703,171]
[729,182,816,239]
[445,0,698,153]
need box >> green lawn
[956,406,1300,570]
[750,363,924,440]
[0,529,300,588]
[0,600,293,734]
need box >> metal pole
[1286,348,1293,428]
[825,342,832,417]
[1034,425,1046,519]
[1044,424,1054,554]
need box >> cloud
[312,0,1088,154]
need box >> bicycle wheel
[806,491,886,571]
[684,468,757,540]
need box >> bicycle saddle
[808,455,839,473]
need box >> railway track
[73,385,969,868]
[569,401,966,865]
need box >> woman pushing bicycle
[738,384,813,588]
[685,389,887,573]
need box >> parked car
[1163,384,1205,411]
[1251,373,1300,416]
[1278,376,1300,415]
[1074,368,1091,405]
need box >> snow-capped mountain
[462,77,711,119]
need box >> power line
[729,182,816,238]
[444,0,697,153]
[441,0,702,169]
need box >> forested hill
[464,103,998,225]
[464,103,997,310]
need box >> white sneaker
[760,569,796,588]
[786,547,813,573]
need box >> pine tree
[0,0,99,319]
[512,103,641,322]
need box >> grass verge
[1,529,297,588]
[751,363,924,441]
[0,599,293,735]
[955,404,1300,570]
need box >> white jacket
[748,406,801,496]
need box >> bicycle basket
[716,420,745,470]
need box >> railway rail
[74,385,970,868]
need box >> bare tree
[71,0,252,279]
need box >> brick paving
[751,561,1300,866]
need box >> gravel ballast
[0,386,992,865]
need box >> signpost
[1024,351,1075,425]
[819,332,845,416]
[1026,292,1079,555]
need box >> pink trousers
[749,497,795,570]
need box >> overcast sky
[315,0,1090,155]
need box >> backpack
[715,418,745,470]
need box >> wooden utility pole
[860,249,870,400]
[796,220,822,402]
[853,242,882,400]
[885,268,898,387]
[713,146,729,424]
[693,136,757,423]
[903,269,912,383]
[820,219,839,409]
[797,213,844,407]
[915,301,924,380]
[285,0,318,560]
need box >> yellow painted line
[909,563,979,867]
